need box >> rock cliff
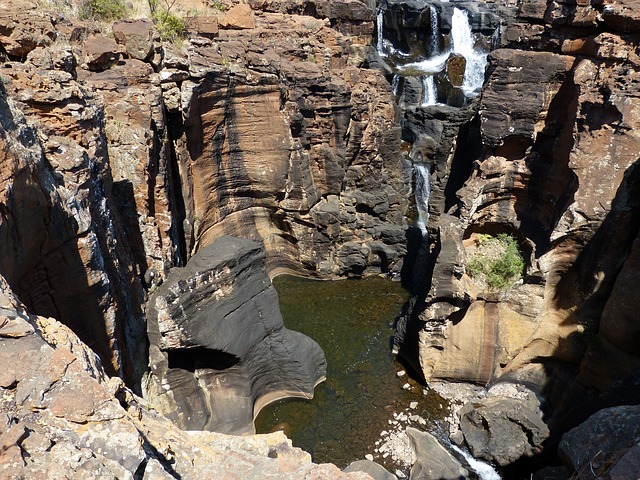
[391,0,640,473]
[0,273,369,479]
[1,0,640,476]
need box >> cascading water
[376,10,384,53]
[421,76,437,106]
[429,4,439,56]
[391,74,400,96]
[451,445,501,480]
[451,8,488,95]
[414,164,431,236]
[383,3,489,104]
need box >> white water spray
[391,74,400,96]
[414,164,431,236]
[421,76,437,106]
[429,4,439,56]
[451,445,501,480]
[451,8,488,95]
[376,10,384,53]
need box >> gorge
[1,0,640,479]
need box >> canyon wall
[391,0,640,471]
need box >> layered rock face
[0,58,147,386]
[0,0,406,474]
[145,236,326,434]
[171,7,408,277]
[392,0,640,471]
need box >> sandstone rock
[345,459,398,480]
[0,274,371,480]
[113,19,156,61]
[458,396,549,466]
[174,13,407,276]
[83,34,123,71]
[0,59,147,386]
[190,15,220,37]
[480,49,573,147]
[145,236,326,434]
[446,53,466,87]
[219,3,256,29]
[406,427,468,480]
[558,405,640,475]
[0,9,57,58]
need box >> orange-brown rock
[0,61,146,386]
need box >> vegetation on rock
[466,233,525,289]
[80,0,128,20]
[149,0,188,42]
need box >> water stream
[414,164,431,236]
[255,276,448,471]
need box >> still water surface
[255,275,447,469]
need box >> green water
[255,275,447,470]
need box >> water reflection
[255,275,447,470]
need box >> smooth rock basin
[255,275,448,471]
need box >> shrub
[149,0,188,42]
[80,0,127,20]
[466,233,525,289]
[153,9,188,42]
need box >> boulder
[219,3,256,29]
[406,427,469,480]
[344,460,397,480]
[83,34,123,71]
[559,405,640,475]
[112,19,156,61]
[459,396,549,466]
[0,9,56,58]
[145,236,327,434]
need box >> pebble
[396,370,406,377]
[402,383,411,390]
[396,470,407,478]
[365,454,374,461]
[409,401,418,409]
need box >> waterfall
[421,76,437,106]
[414,164,431,236]
[491,25,501,50]
[429,4,439,56]
[451,445,501,480]
[391,74,401,96]
[451,8,488,95]
[376,10,385,53]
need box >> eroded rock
[145,236,326,434]
[459,396,549,466]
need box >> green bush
[80,0,127,20]
[466,233,525,289]
[153,9,188,42]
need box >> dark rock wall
[145,236,326,434]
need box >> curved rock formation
[170,7,408,277]
[145,236,326,434]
